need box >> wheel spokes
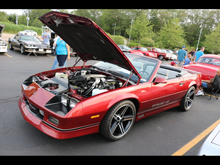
[110,121,119,135]
[110,104,135,137]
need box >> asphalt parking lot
[0,48,220,155]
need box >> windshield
[92,54,158,83]
[197,57,220,66]
[161,49,167,53]
[20,35,41,43]
[118,45,131,50]
[155,48,162,52]
[140,47,148,51]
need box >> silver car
[198,122,220,155]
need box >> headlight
[61,95,68,106]
[23,43,28,47]
[61,95,76,109]
[49,116,59,125]
[45,95,79,116]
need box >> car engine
[32,68,123,98]
[68,69,123,97]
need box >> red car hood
[38,11,141,79]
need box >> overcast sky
[0,9,74,16]
[0,9,24,15]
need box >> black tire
[20,45,26,54]
[100,100,136,141]
[158,55,164,61]
[179,86,195,111]
[9,42,14,50]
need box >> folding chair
[204,84,220,100]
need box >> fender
[188,80,196,89]
[107,93,140,110]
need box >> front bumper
[0,46,7,52]
[18,92,99,139]
[25,48,51,54]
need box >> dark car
[8,34,51,55]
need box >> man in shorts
[176,46,187,67]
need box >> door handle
[179,82,184,86]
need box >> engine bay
[26,67,129,101]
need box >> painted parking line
[4,53,12,58]
[172,118,220,156]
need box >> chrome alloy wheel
[109,103,135,139]
[183,86,195,111]
[178,86,196,111]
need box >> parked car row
[18,30,37,36]
[118,44,177,61]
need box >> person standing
[51,35,67,70]
[55,37,70,68]
[42,29,51,45]
[195,47,205,62]
[176,46,187,67]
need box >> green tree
[31,18,43,27]
[127,11,153,46]
[203,23,220,54]
[8,14,16,24]
[18,14,27,26]
[0,11,10,22]
[157,18,185,49]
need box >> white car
[162,49,177,60]
[0,24,7,53]
[18,30,37,36]
[166,49,177,60]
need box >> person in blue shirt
[177,46,187,67]
[184,54,191,65]
[54,37,70,68]
[195,47,205,62]
[42,29,51,45]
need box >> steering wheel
[139,70,149,76]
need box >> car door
[138,69,186,114]
[12,35,20,48]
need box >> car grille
[24,96,44,120]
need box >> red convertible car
[183,54,220,80]
[18,11,202,141]
[132,46,157,58]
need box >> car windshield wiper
[107,70,126,78]
[90,65,106,72]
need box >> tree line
[1,9,220,54]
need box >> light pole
[196,24,203,51]
[113,22,116,35]
[128,18,133,44]
[16,14,18,25]
[26,11,29,27]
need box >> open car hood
[0,24,5,38]
[38,11,141,79]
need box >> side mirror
[153,77,167,84]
